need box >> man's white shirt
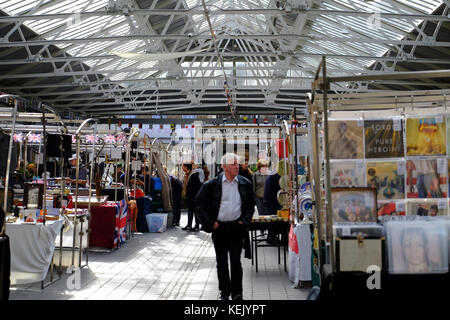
[217,174,241,222]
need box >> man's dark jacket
[195,173,255,258]
[195,173,255,233]
[186,171,202,206]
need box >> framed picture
[328,121,364,159]
[406,117,446,156]
[387,222,448,274]
[24,183,44,209]
[406,159,447,198]
[331,187,377,223]
[330,161,365,188]
[366,161,405,200]
[364,119,404,158]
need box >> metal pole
[72,135,80,267]
[72,118,96,267]
[143,136,147,196]
[310,108,322,284]
[41,102,47,225]
[85,125,97,267]
[114,163,118,201]
[293,108,301,222]
[321,56,335,274]
[4,97,18,213]
[23,137,28,181]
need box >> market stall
[5,219,63,286]
[307,58,450,299]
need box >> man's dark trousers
[211,220,245,298]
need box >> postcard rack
[306,57,450,287]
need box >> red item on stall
[275,138,289,159]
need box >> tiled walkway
[9,212,310,300]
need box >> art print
[366,161,405,200]
[330,161,364,188]
[406,117,446,156]
[406,159,447,198]
[328,121,364,159]
[387,222,448,274]
[365,120,404,158]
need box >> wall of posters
[407,200,448,216]
[366,161,405,200]
[330,161,365,187]
[406,159,447,198]
[328,120,364,159]
[406,117,446,156]
[364,119,404,158]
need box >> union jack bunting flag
[85,134,99,144]
[116,133,125,143]
[27,133,41,143]
[13,132,23,142]
[114,199,128,249]
[104,134,116,144]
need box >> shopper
[195,153,255,301]
[252,159,269,215]
[202,164,210,182]
[68,154,88,187]
[26,163,37,180]
[17,161,31,181]
[239,160,253,185]
[181,163,202,232]
[164,166,183,227]
[264,169,282,243]
[113,163,123,183]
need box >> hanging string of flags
[9,125,196,145]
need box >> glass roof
[0,0,446,94]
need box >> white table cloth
[5,219,63,285]
[289,223,312,285]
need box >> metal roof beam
[2,52,449,66]
[2,9,448,22]
[2,34,448,47]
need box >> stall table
[89,200,128,250]
[74,195,109,208]
[249,219,290,272]
[5,219,63,285]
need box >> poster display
[406,159,447,198]
[377,201,406,216]
[330,161,365,187]
[407,200,448,216]
[366,161,405,200]
[364,119,404,158]
[406,117,446,156]
[386,221,448,274]
[328,120,364,159]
